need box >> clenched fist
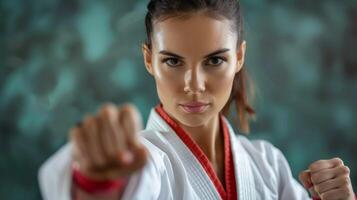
[299,157,355,200]
[69,103,148,181]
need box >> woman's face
[143,13,246,127]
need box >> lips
[179,102,210,113]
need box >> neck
[179,114,222,162]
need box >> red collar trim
[222,114,238,200]
[155,104,237,200]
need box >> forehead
[151,13,237,55]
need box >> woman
[38,0,355,199]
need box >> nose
[184,68,206,94]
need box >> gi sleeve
[38,138,173,200]
[259,140,313,200]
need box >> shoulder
[235,135,290,174]
[139,129,174,173]
[237,135,283,157]
[139,130,171,171]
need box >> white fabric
[38,108,312,200]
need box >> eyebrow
[159,48,230,59]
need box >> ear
[235,40,246,73]
[142,43,154,76]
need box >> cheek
[152,64,184,102]
[206,70,236,112]
[208,68,236,98]
[156,70,183,91]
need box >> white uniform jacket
[38,105,312,200]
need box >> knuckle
[100,110,111,121]
[100,105,116,121]
[342,166,350,174]
[101,103,116,111]
[309,160,323,171]
[120,103,135,112]
[333,157,343,165]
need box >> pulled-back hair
[144,0,255,134]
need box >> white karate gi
[38,106,312,200]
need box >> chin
[176,109,213,127]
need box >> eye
[162,57,182,67]
[205,57,226,66]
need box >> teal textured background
[1,0,356,199]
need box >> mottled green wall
[1,0,356,199]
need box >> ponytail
[221,67,255,134]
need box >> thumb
[299,170,313,189]
[299,170,319,198]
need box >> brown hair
[144,0,256,134]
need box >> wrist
[72,163,129,194]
